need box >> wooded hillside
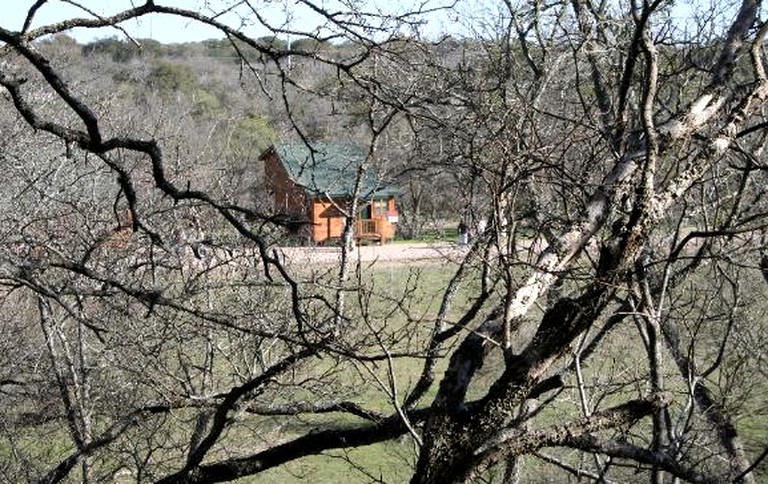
[1,1,768,483]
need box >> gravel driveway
[279,242,469,267]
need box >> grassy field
[8,258,767,483]
[245,263,476,483]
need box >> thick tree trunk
[412,286,617,483]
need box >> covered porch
[355,197,398,244]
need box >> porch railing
[356,219,380,237]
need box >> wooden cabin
[261,142,399,245]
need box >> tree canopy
[1,1,768,483]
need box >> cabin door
[360,203,372,220]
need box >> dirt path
[279,242,469,267]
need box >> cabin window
[372,200,387,216]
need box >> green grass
[15,259,768,483]
[0,423,80,481]
[221,260,768,483]
[248,440,416,483]
[227,263,476,483]
[393,227,459,243]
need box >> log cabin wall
[261,143,399,244]
[311,198,348,243]
[262,149,308,216]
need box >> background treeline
[37,33,470,239]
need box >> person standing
[458,220,469,246]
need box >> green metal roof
[271,141,398,199]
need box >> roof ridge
[269,141,398,199]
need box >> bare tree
[1,0,768,482]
